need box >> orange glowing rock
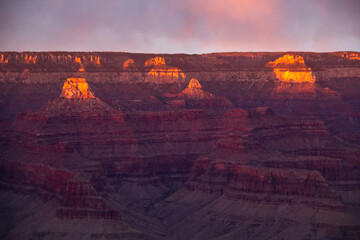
[188,78,202,89]
[145,56,166,67]
[24,54,37,64]
[273,69,315,83]
[90,56,101,65]
[165,77,232,108]
[59,78,95,99]
[166,78,232,107]
[145,56,186,84]
[179,78,215,100]
[267,54,315,83]
[74,56,86,71]
[75,57,82,64]
[342,52,360,61]
[146,68,186,84]
[123,59,137,71]
[0,54,8,64]
[269,54,305,67]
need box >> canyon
[0,51,360,239]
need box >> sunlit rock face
[267,54,316,83]
[179,78,214,100]
[146,68,186,84]
[341,52,360,61]
[164,78,233,108]
[188,78,202,89]
[0,54,8,63]
[74,57,82,64]
[145,56,186,84]
[123,58,137,71]
[74,57,85,72]
[59,78,95,99]
[24,54,37,64]
[90,55,101,64]
[145,56,166,67]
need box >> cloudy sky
[0,0,359,53]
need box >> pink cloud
[0,0,358,52]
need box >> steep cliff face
[185,160,342,208]
[145,56,186,84]
[59,77,95,99]
[266,54,316,83]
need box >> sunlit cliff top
[145,56,166,67]
[267,54,316,83]
[59,78,95,99]
[188,78,202,89]
[267,54,308,69]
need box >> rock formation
[0,54,8,64]
[59,77,95,99]
[145,56,166,67]
[185,160,342,207]
[24,54,37,64]
[145,56,186,84]
[74,56,85,72]
[266,54,316,83]
[178,78,215,100]
[267,54,318,106]
[341,52,360,61]
[123,58,138,71]
[165,78,233,109]
[90,55,101,65]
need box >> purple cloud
[0,0,359,53]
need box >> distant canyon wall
[1,51,360,84]
[1,51,360,121]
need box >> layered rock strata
[1,51,360,239]
[145,56,186,84]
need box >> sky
[0,0,359,53]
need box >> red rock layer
[0,160,75,193]
[183,160,345,211]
